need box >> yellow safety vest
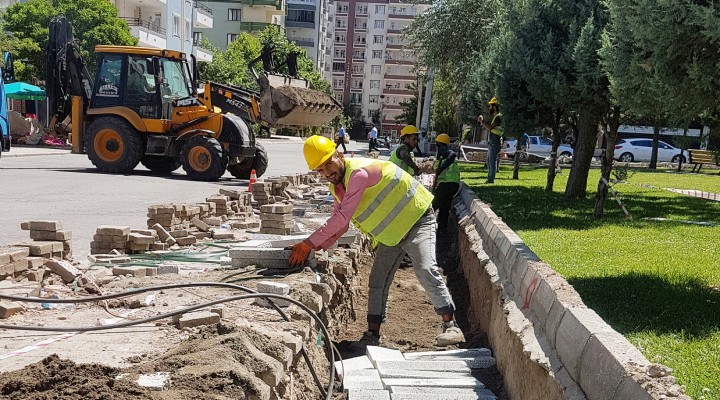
[491,113,504,136]
[329,158,433,247]
[433,157,461,184]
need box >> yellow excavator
[46,15,342,181]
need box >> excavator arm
[45,15,93,134]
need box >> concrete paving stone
[366,346,405,366]
[151,243,168,251]
[151,223,172,241]
[168,229,189,238]
[24,220,62,231]
[190,217,210,232]
[260,227,293,235]
[528,277,557,325]
[127,242,151,251]
[12,259,28,273]
[0,280,41,297]
[128,233,156,245]
[259,203,294,214]
[403,348,492,360]
[377,368,472,379]
[335,355,374,377]
[388,387,496,400]
[130,229,158,237]
[177,311,220,329]
[260,213,294,222]
[136,372,171,390]
[219,188,244,199]
[347,389,391,400]
[231,239,273,248]
[175,236,197,246]
[374,360,471,373]
[343,369,385,391]
[112,266,147,277]
[229,248,294,260]
[29,230,58,241]
[254,281,291,307]
[383,377,485,389]
[0,301,23,318]
[92,235,128,245]
[156,265,179,275]
[232,258,293,270]
[260,220,295,229]
[45,259,80,283]
[211,230,235,239]
[556,307,615,380]
[96,225,130,236]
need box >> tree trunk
[649,124,660,169]
[513,139,520,179]
[565,112,600,199]
[677,126,689,172]
[593,106,621,219]
[546,111,562,192]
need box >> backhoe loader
[46,15,342,181]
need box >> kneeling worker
[289,135,465,346]
[432,134,461,233]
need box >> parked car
[614,138,688,163]
[503,136,574,159]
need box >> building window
[193,32,202,45]
[370,80,380,89]
[352,64,363,73]
[375,5,385,14]
[335,92,343,102]
[335,33,346,43]
[287,10,316,24]
[185,19,191,38]
[227,33,239,45]
[369,95,379,104]
[371,65,381,74]
[373,35,383,44]
[228,8,241,21]
[332,62,346,72]
[372,50,382,59]
[333,78,344,88]
[173,14,181,36]
[374,20,384,29]
[350,93,362,103]
[335,49,345,58]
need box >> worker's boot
[435,321,465,346]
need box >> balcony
[386,43,403,49]
[385,59,413,65]
[354,40,367,47]
[335,24,348,31]
[387,29,401,34]
[291,37,316,47]
[123,18,167,49]
[384,104,403,110]
[352,54,365,62]
[244,0,284,10]
[355,23,368,32]
[384,74,415,80]
[350,87,363,92]
[192,44,213,62]
[351,70,364,77]
[336,7,349,15]
[287,20,316,29]
[239,21,274,32]
[193,1,213,29]
[288,0,316,4]
[383,88,414,95]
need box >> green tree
[2,0,136,82]
[199,33,261,88]
[395,81,421,126]
[431,76,461,137]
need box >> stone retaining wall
[454,184,688,400]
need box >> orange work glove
[288,240,313,267]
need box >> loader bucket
[259,74,343,129]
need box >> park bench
[687,149,720,173]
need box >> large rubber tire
[227,143,269,179]
[182,136,228,181]
[141,155,181,174]
[85,117,144,173]
[619,152,634,163]
[671,154,686,164]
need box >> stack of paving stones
[91,225,130,255]
[340,347,498,400]
[18,220,70,260]
[228,247,314,269]
[127,229,164,253]
[0,246,32,281]
[259,203,295,235]
[251,181,275,206]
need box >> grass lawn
[460,163,720,399]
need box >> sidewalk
[2,145,72,158]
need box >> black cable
[0,283,335,399]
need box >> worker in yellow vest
[389,125,421,175]
[289,135,465,347]
[432,134,461,233]
[477,97,503,183]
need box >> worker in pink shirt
[289,135,464,347]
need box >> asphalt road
[0,138,372,259]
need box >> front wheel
[671,155,686,164]
[182,136,227,181]
[619,152,634,163]
[227,143,269,179]
[85,117,143,173]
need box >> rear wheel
[227,143,269,179]
[619,152,634,163]
[86,117,143,173]
[182,136,227,181]
[141,155,181,174]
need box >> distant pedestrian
[336,126,347,153]
[368,125,380,152]
[478,97,503,183]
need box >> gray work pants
[487,133,501,183]
[366,210,456,324]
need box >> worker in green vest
[389,125,421,175]
[289,135,465,348]
[477,97,503,183]
[432,134,461,233]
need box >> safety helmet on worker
[303,135,336,170]
[488,97,499,106]
[400,125,419,137]
[435,134,451,145]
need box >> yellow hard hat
[488,97,498,106]
[400,125,419,137]
[436,134,451,145]
[303,135,336,170]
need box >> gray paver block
[528,277,557,324]
[404,348,492,360]
[335,355,375,377]
[377,368,472,379]
[383,377,484,389]
[347,389,391,400]
[390,388,496,400]
[177,311,220,329]
[229,248,293,259]
[232,239,272,248]
[366,346,405,366]
[112,265,147,277]
[374,360,470,373]
[97,225,130,236]
[556,307,615,380]
[25,220,62,231]
[45,259,80,283]
[343,369,384,390]
[254,281,291,307]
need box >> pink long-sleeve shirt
[307,163,383,250]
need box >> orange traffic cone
[247,169,257,192]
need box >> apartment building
[286,0,334,81]
[331,0,427,137]
[194,0,285,51]
[111,0,214,62]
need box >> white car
[614,138,688,163]
[503,136,574,159]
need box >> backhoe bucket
[259,73,343,129]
